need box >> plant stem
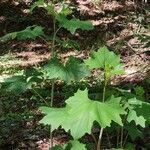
[102,84,106,103]
[32,88,49,106]
[49,10,60,148]
[0,99,3,116]
[50,79,55,107]
[120,115,127,148]
[97,128,104,150]
[97,68,107,150]
[123,133,128,147]
[120,126,124,148]
[116,128,120,148]
[91,133,98,146]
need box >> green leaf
[134,86,145,97]
[135,102,150,123]
[57,15,94,34]
[3,68,43,93]
[0,26,44,42]
[66,90,125,131]
[0,32,17,42]
[30,0,55,16]
[61,38,79,50]
[84,47,124,77]
[56,3,72,16]
[43,57,90,82]
[128,98,150,123]
[125,143,135,150]
[3,75,28,93]
[128,98,143,106]
[30,0,45,12]
[40,107,69,131]
[17,26,44,40]
[127,110,146,127]
[125,123,143,140]
[51,145,64,150]
[50,140,86,150]
[70,140,86,150]
[40,89,125,139]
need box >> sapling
[40,47,126,149]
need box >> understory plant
[39,47,150,150]
[39,47,125,150]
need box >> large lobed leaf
[40,89,125,139]
[84,47,124,77]
[17,26,44,40]
[70,140,86,150]
[3,75,29,93]
[127,110,146,127]
[42,57,90,82]
[135,102,150,123]
[128,98,150,124]
[2,68,43,93]
[30,1,93,34]
[0,26,44,42]
[57,15,94,34]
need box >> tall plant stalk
[97,67,108,150]
[49,10,56,148]
[120,126,124,148]
[48,8,61,148]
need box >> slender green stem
[120,115,127,148]
[97,68,107,150]
[51,16,56,57]
[120,126,124,148]
[32,88,49,106]
[97,128,104,150]
[49,11,60,149]
[116,128,120,148]
[102,84,106,103]
[50,79,55,107]
[123,133,128,147]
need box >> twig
[32,88,49,106]
[91,133,98,146]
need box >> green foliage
[127,110,146,127]
[30,0,45,12]
[125,123,143,140]
[127,98,150,123]
[0,26,44,42]
[134,86,145,98]
[30,0,93,35]
[70,140,86,150]
[2,68,43,93]
[85,47,124,78]
[42,57,90,82]
[57,15,94,34]
[135,102,150,123]
[51,145,64,150]
[17,26,44,40]
[51,140,86,150]
[40,89,125,139]
[61,39,79,50]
